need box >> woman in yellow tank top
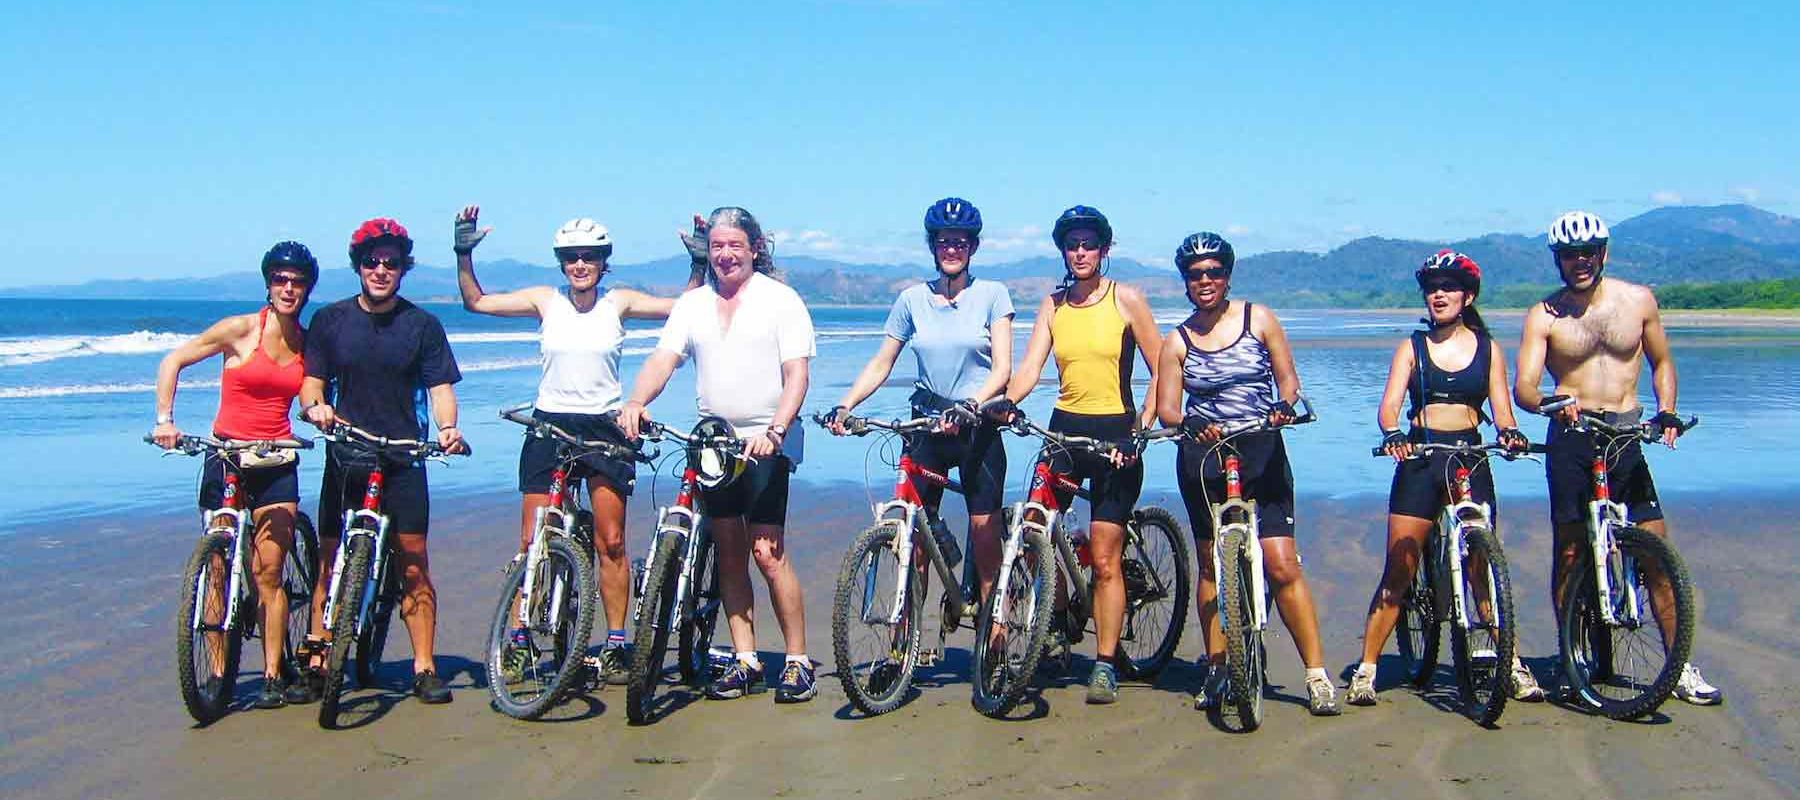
[994,205,1163,705]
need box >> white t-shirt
[535,289,625,414]
[656,272,816,463]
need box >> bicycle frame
[321,461,394,644]
[1584,449,1640,628]
[1210,450,1268,632]
[1434,463,1494,632]
[993,459,1090,632]
[516,461,584,630]
[194,468,253,639]
[868,453,971,626]
[633,464,712,638]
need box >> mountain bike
[623,418,736,725]
[1191,403,1313,731]
[484,406,649,719]
[313,422,462,729]
[816,410,989,716]
[1538,399,1698,720]
[1372,439,1542,726]
[973,414,1189,717]
[150,434,317,724]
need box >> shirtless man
[1513,210,1721,706]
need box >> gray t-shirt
[882,278,1014,410]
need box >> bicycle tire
[282,514,318,676]
[486,537,598,720]
[625,534,682,724]
[1118,506,1191,677]
[971,527,1053,718]
[176,531,242,724]
[354,555,399,690]
[677,524,721,688]
[1217,527,1264,730]
[1396,537,1441,688]
[832,520,924,716]
[1558,525,1695,720]
[318,535,374,729]
[1450,526,1513,726]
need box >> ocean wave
[0,331,193,367]
[0,378,220,400]
[447,329,663,345]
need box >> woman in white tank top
[456,206,703,679]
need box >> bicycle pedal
[918,649,942,667]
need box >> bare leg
[968,511,1002,601]
[250,503,298,678]
[1088,521,1126,659]
[712,516,757,655]
[1264,537,1326,669]
[1635,518,1681,652]
[392,531,437,675]
[1357,514,1433,665]
[588,483,630,633]
[1195,537,1222,664]
[750,522,807,656]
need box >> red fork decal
[548,467,567,508]
[363,470,386,511]
[223,471,241,509]
[1453,466,1471,503]
[1225,454,1243,500]
[1591,458,1610,502]
[676,468,697,508]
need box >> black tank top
[1406,328,1490,420]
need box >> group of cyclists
[152,198,1723,720]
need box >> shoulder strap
[1240,302,1254,338]
[253,306,269,350]
[1176,323,1196,351]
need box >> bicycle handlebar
[143,434,313,457]
[318,422,468,459]
[810,411,941,437]
[499,404,648,463]
[1531,396,1699,441]
[1369,441,1548,459]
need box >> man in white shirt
[620,207,819,703]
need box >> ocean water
[2,296,1797,531]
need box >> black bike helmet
[261,240,319,286]
[1051,205,1113,250]
[1174,231,1235,273]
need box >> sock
[785,653,810,666]
[735,651,762,671]
[606,629,626,647]
[1306,667,1329,682]
[1355,662,1377,678]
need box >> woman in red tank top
[151,242,316,709]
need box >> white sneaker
[1346,667,1377,706]
[1470,646,1498,662]
[1674,663,1723,706]
[1510,662,1546,702]
[1306,673,1342,717]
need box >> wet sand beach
[1,486,1794,799]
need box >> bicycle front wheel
[353,555,399,690]
[1558,525,1695,720]
[971,527,1053,718]
[677,523,721,688]
[176,531,242,725]
[318,535,373,730]
[626,534,682,724]
[282,514,318,677]
[1118,506,1191,678]
[1396,536,1441,688]
[487,537,598,719]
[1217,527,1264,730]
[1450,526,1513,727]
[833,520,924,717]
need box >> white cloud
[1339,224,1366,236]
[1650,190,1683,205]
[1224,224,1251,237]
[1729,186,1762,203]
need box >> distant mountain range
[9,204,1797,308]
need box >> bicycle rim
[1558,527,1694,720]
[626,535,682,724]
[487,537,597,719]
[833,521,922,716]
[318,536,373,730]
[1217,528,1263,729]
[677,528,720,688]
[282,514,318,677]
[1451,527,1512,726]
[1396,542,1441,689]
[176,532,240,724]
[1117,507,1191,678]
[971,528,1053,718]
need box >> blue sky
[2,1,1794,286]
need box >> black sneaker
[1193,662,1228,711]
[285,668,324,705]
[412,670,453,704]
[598,645,633,686]
[255,675,289,709]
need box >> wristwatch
[767,423,788,440]
[156,412,174,426]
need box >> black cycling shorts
[701,454,792,527]
[1176,430,1296,540]
[906,418,1007,515]
[517,409,637,498]
[1387,429,1499,520]
[317,447,431,539]
[1545,419,1663,526]
[1043,409,1143,525]
[198,453,301,510]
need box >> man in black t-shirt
[295,217,467,705]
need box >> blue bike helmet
[1175,232,1234,274]
[1052,205,1113,250]
[924,197,983,247]
[261,240,319,286]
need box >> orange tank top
[213,308,304,440]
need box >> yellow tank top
[1050,281,1135,415]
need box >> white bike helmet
[1547,211,1609,250]
[553,218,613,252]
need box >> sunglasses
[557,250,607,265]
[358,256,408,271]
[1556,244,1603,259]
[1183,265,1233,281]
[268,274,311,288]
[1421,279,1463,294]
[932,237,973,251]
[1063,238,1104,253]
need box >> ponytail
[1460,305,1487,333]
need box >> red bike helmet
[1415,249,1481,298]
[348,217,414,268]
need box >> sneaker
[1346,666,1378,706]
[1674,663,1723,706]
[774,660,818,704]
[706,660,765,700]
[255,675,289,709]
[412,670,453,704]
[1086,661,1119,705]
[1470,646,1499,663]
[1306,672,1342,716]
[500,629,531,683]
[1511,662,1546,702]
[597,645,632,686]
[1192,662,1228,710]
[284,668,324,705]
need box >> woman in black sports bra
[1345,250,1542,706]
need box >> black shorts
[318,446,431,539]
[1546,419,1663,526]
[907,417,1007,515]
[1043,410,1143,525]
[701,455,792,526]
[517,409,637,497]
[1176,430,1296,540]
[1388,429,1499,520]
[198,454,300,510]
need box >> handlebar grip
[1528,443,1549,454]
[1370,446,1388,457]
[501,408,535,426]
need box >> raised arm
[151,315,251,446]
[453,204,543,318]
[1005,294,1057,404]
